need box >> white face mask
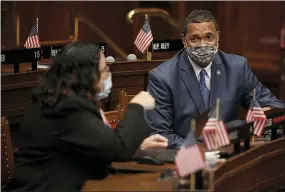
[95,75,112,100]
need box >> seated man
[145,9,285,149]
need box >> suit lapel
[179,51,205,114]
[209,52,224,108]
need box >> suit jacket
[145,49,284,149]
[7,95,149,192]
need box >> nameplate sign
[41,43,107,59]
[42,45,64,59]
[1,48,41,64]
[98,43,107,55]
[151,39,183,52]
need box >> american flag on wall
[175,129,205,177]
[134,20,153,53]
[24,23,40,49]
[246,99,267,136]
[202,110,230,150]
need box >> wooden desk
[204,137,285,192]
[111,143,235,172]
[82,172,175,191]
[112,161,176,172]
[83,139,284,192]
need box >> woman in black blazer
[7,43,167,192]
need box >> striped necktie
[199,69,210,109]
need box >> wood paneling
[217,1,285,54]
[280,49,285,101]
[242,51,280,96]
[206,138,285,191]
[1,1,284,100]
[1,60,162,125]
[2,1,284,56]
[1,1,139,57]
[216,1,284,99]
[76,1,139,58]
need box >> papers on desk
[37,64,50,69]
[27,63,51,70]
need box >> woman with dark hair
[7,42,167,192]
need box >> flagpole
[74,15,79,41]
[36,17,39,38]
[190,119,196,191]
[145,14,151,61]
[216,98,220,121]
[215,98,220,150]
[16,13,20,47]
[36,17,39,68]
[251,88,256,143]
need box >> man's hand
[140,134,168,150]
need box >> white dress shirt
[187,56,211,91]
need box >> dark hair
[181,9,219,35]
[33,42,102,107]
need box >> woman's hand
[140,134,168,150]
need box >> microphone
[127,54,137,61]
[106,56,115,63]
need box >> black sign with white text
[1,48,41,64]
[41,43,107,59]
[98,43,107,56]
[1,43,107,65]
[41,45,64,59]
[151,39,183,52]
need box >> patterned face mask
[186,45,218,68]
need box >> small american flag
[246,99,267,136]
[202,110,230,150]
[134,20,153,53]
[24,24,40,49]
[175,129,205,177]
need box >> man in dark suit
[145,10,284,149]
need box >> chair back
[118,90,135,113]
[104,110,123,129]
[1,117,15,185]
[104,90,136,129]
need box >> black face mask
[185,45,218,68]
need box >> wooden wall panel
[216,1,285,55]
[76,1,139,58]
[2,1,284,56]
[1,2,15,49]
[37,2,70,41]
[216,1,284,99]
[280,50,285,101]
[1,1,71,48]
[246,2,285,53]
